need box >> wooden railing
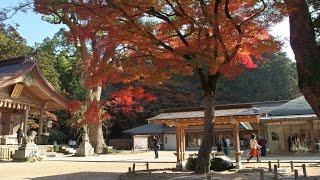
[0,147,11,160]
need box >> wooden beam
[261,117,318,124]
[175,124,182,163]
[10,83,24,98]
[308,120,316,153]
[37,107,44,144]
[233,123,241,169]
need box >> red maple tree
[34,0,283,172]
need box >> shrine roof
[0,56,68,111]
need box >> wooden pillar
[37,107,44,144]
[175,124,182,163]
[307,120,316,153]
[233,122,241,169]
[22,108,28,136]
[181,125,186,161]
[257,122,262,137]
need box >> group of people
[216,134,268,163]
[152,134,267,161]
[216,136,231,155]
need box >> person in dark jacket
[216,137,222,152]
[258,137,267,156]
[16,128,23,144]
[152,135,160,158]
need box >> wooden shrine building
[148,105,260,168]
[0,56,68,145]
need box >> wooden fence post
[294,169,298,180]
[268,161,272,172]
[274,164,278,180]
[302,164,307,177]
[132,163,136,173]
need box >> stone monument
[76,132,94,156]
[14,131,39,161]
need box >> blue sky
[1,0,294,60]
[1,0,67,46]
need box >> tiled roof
[123,123,175,135]
[267,96,314,116]
[0,57,35,85]
[147,108,259,121]
[0,56,69,110]
[253,101,288,114]
[124,122,251,135]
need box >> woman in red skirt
[247,134,262,162]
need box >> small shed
[124,123,174,150]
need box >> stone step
[60,146,76,154]
[45,152,64,157]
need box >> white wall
[163,133,176,150]
[133,135,149,150]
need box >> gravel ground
[0,151,319,180]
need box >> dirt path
[0,151,319,180]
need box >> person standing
[287,136,292,152]
[152,135,160,158]
[16,128,23,144]
[258,137,267,156]
[247,134,262,162]
[222,138,227,155]
[216,137,222,152]
[225,136,230,155]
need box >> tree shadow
[30,172,122,180]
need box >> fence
[0,147,11,160]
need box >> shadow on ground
[30,172,122,180]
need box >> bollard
[290,161,294,172]
[302,164,307,177]
[294,169,298,180]
[268,161,272,172]
[207,175,211,180]
[260,169,264,180]
[132,163,136,173]
[274,164,278,180]
[146,162,149,171]
[128,167,131,173]
[277,159,280,168]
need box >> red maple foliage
[34,0,283,171]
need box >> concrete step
[45,152,64,157]
[60,146,76,154]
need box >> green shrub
[53,145,59,152]
[210,156,234,171]
[103,146,113,154]
[185,154,197,171]
[48,128,68,144]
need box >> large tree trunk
[88,121,105,153]
[86,86,107,153]
[284,0,320,116]
[195,73,220,174]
